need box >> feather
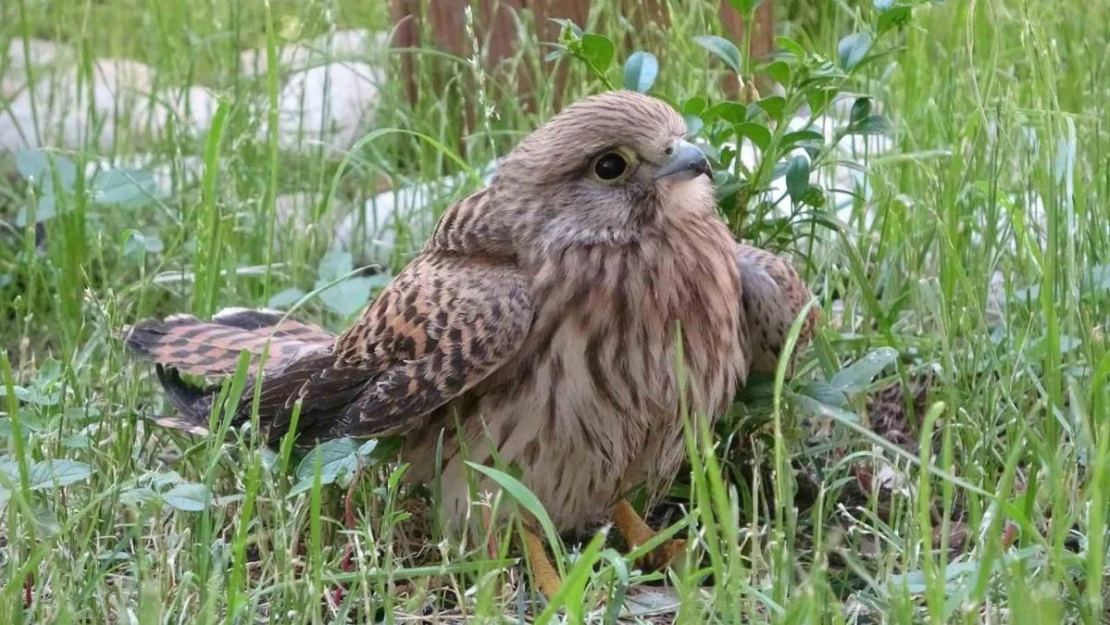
[121,307,335,378]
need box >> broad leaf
[28,459,92,490]
[93,168,158,207]
[162,483,211,512]
[829,347,900,394]
[850,97,873,124]
[837,32,872,71]
[781,129,825,151]
[878,6,914,34]
[735,123,772,151]
[315,251,374,317]
[623,51,659,93]
[288,437,379,497]
[727,0,765,15]
[16,150,77,193]
[580,34,615,71]
[765,60,791,86]
[683,114,705,138]
[757,95,786,122]
[694,35,742,74]
[268,287,306,309]
[704,101,748,125]
[785,155,811,204]
[682,96,707,116]
[848,114,895,136]
[16,195,57,227]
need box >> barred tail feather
[121,307,336,378]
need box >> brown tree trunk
[389,1,776,127]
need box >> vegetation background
[1,0,1108,622]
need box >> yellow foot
[521,527,562,599]
[612,500,687,571]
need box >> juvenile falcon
[122,90,817,596]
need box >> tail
[120,307,338,436]
[121,307,336,377]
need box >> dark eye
[594,152,629,181]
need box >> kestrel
[122,90,817,596]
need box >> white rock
[2,58,166,152]
[239,29,387,76]
[264,60,385,154]
[3,38,74,95]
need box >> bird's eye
[594,152,628,180]
[589,148,638,184]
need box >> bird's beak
[654,139,712,180]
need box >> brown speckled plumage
[122,91,818,536]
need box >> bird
[121,90,818,597]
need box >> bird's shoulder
[331,237,533,372]
[423,186,520,259]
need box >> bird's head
[492,90,715,253]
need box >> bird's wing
[265,191,534,442]
[124,188,531,446]
[735,243,819,374]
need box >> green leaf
[0,384,61,406]
[805,86,839,114]
[756,95,786,122]
[694,35,742,74]
[727,0,764,14]
[289,437,360,496]
[315,251,375,317]
[580,33,615,71]
[736,123,772,151]
[775,36,806,59]
[829,347,899,394]
[120,486,158,505]
[268,287,306,309]
[16,150,77,194]
[781,129,825,151]
[704,101,748,125]
[793,393,860,423]
[785,155,810,204]
[682,96,707,116]
[877,6,914,34]
[15,195,57,227]
[837,32,872,71]
[92,168,158,207]
[800,380,850,408]
[162,483,211,512]
[848,114,895,136]
[623,51,659,93]
[802,184,826,208]
[151,470,184,490]
[849,97,873,124]
[683,114,704,138]
[765,60,791,86]
[27,460,92,490]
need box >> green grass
[2,0,1109,622]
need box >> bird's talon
[638,537,687,572]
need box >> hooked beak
[654,139,712,180]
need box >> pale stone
[239,29,387,77]
[263,60,384,154]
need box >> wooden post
[389,1,776,118]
